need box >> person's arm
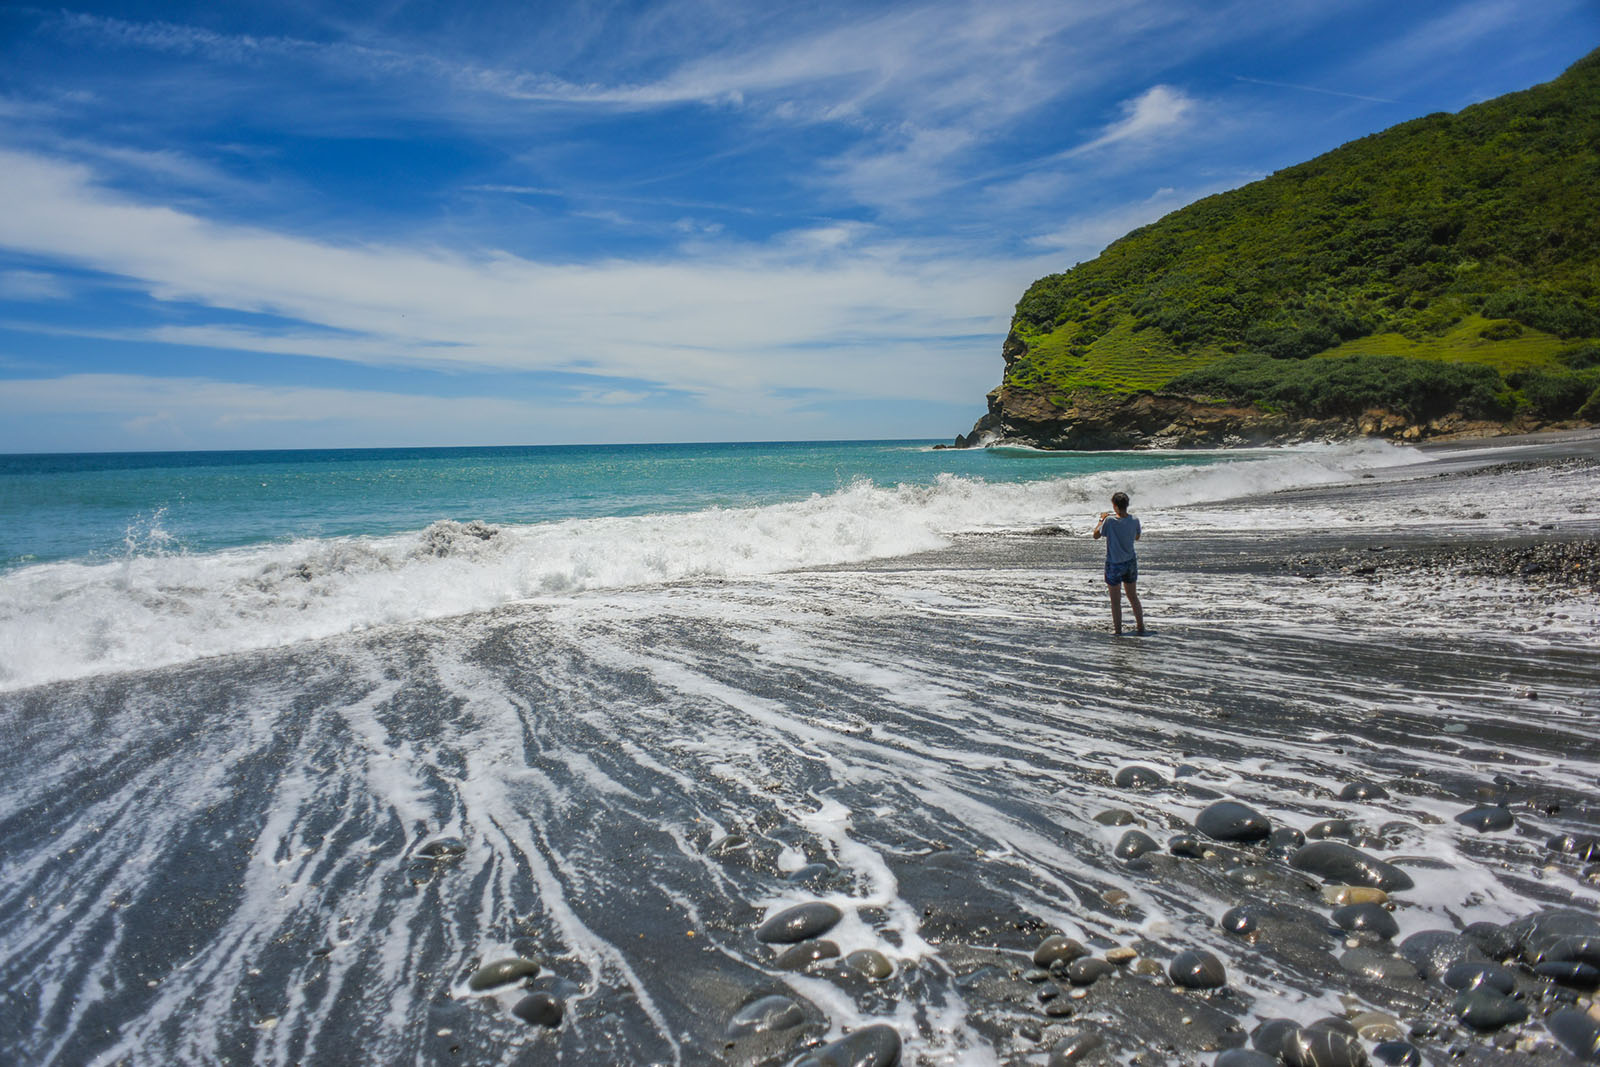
[1093,511,1109,539]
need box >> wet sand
[2,431,1598,1066]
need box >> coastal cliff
[960,48,1600,449]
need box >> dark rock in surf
[1307,819,1356,840]
[417,836,468,860]
[1251,1018,1300,1058]
[1339,782,1390,801]
[1115,829,1160,860]
[1547,833,1600,861]
[1219,906,1258,937]
[1340,948,1419,982]
[774,939,840,971]
[794,1023,901,1067]
[1441,961,1516,994]
[1532,933,1600,967]
[1169,949,1226,989]
[1196,801,1272,842]
[757,901,842,943]
[1169,834,1207,858]
[1371,1040,1422,1066]
[511,992,563,1028]
[1114,765,1164,788]
[726,994,806,1035]
[1066,957,1113,985]
[1398,930,1485,978]
[1506,909,1600,962]
[1547,1007,1600,1061]
[1047,1030,1106,1065]
[1535,960,1600,989]
[468,957,540,990]
[1289,841,1414,891]
[1266,827,1306,852]
[1462,921,1519,961]
[1284,1024,1369,1067]
[1454,804,1513,832]
[1033,935,1088,968]
[1217,1051,1280,1067]
[1332,902,1398,940]
[1094,808,1138,826]
[844,949,893,980]
[1451,988,1527,1030]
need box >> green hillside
[1004,47,1600,426]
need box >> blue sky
[0,0,1595,452]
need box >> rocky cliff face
[954,382,1519,450]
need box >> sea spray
[0,442,1415,690]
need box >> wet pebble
[1307,819,1356,840]
[1461,921,1519,961]
[757,901,842,944]
[1033,935,1089,968]
[774,939,840,971]
[1169,948,1226,989]
[794,1023,901,1067]
[1115,829,1160,860]
[726,994,806,1035]
[1339,782,1390,801]
[1066,957,1113,986]
[1321,885,1387,907]
[1534,933,1600,967]
[1094,808,1138,827]
[416,836,467,860]
[1196,801,1272,843]
[1043,999,1075,1018]
[1547,833,1600,861]
[1454,805,1513,833]
[1047,1030,1105,1065]
[1216,1050,1279,1067]
[1533,960,1600,990]
[1267,827,1306,853]
[1251,1018,1300,1058]
[1115,765,1165,788]
[843,949,893,980]
[1219,906,1258,937]
[1169,834,1207,858]
[1398,930,1484,978]
[1340,947,1419,982]
[1370,1040,1422,1066]
[1441,961,1516,995]
[468,957,540,991]
[1284,1024,1367,1067]
[1289,841,1414,891]
[1451,988,1527,1030]
[1332,902,1398,940]
[1547,1007,1600,1061]
[511,992,563,1028]
[1350,1012,1404,1042]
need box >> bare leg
[1107,583,1123,634]
[1124,581,1145,634]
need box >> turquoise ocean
[0,439,1404,690]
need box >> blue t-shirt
[1101,514,1140,564]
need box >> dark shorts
[1105,558,1138,586]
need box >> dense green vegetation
[1006,48,1600,423]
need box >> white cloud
[0,270,72,301]
[0,147,1030,410]
[1069,85,1198,156]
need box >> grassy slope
[1004,47,1600,416]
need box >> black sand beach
[3,432,1599,1066]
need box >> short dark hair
[1111,491,1129,511]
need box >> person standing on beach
[1093,491,1144,636]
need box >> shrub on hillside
[1507,367,1600,419]
[1167,353,1509,421]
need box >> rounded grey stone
[468,957,540,991]
[1267,827,1306,851]
[416,836,467,859]
[1535,960,1600,989]
[1284,1026,1368,1067]
[1455,805,1513,833]
[794,1023,901,1067]
[844,948,893,980]
[1452,989,1528,1030]
[1094,808,1137,826]
[1333,902,1398,940]
[1547,1007,1600,1062]
[1340,948,1418,982]
[1033,935,1088,968]
[1289,841,1414,891]
[774,939,840,971]
[511,992,563,1028]
[1441,961,1515,995]
[1339,782,1390,801]
[1169,834,1206,858]
[1169,948,1226,989]
[1115,829,1160,860]
[1398,929,1484,978]
[1047,1030,1105,1065]
[1307,819,1356,840]
[1220,906,1258,937]
[1066,957,1113,985]
[1251,1018,1300,1057]
[757,901,842,944]
[1115,765,1164,788]
[1217,1051,1280,1067]
[1196,801,1272,843]
[726,994,805,1036]
[1371,1041,1421,1066]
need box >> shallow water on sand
[3,452,1599,1065]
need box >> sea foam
[0,442,1414,690]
